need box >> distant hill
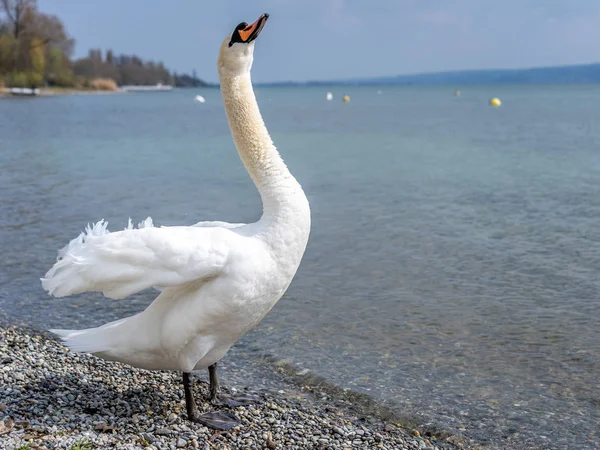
[259,63,600,87]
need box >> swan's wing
[42,218,231,299]
[192,220,246,229]
[151,221,245,293]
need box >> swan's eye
[230,23,250,47]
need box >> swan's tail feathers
[50,328,111,354]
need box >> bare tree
[33,12,74,56]
[1,0,77,86]
[0,0,36,40]
[1,1,72,54]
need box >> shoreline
[0,325,472,450]
[41,88,126,96]
[0,87,126,97]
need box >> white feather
[42,218,233,299]
[191,220,245,229]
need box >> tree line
[0,0,207,89]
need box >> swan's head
[218,13,269,77]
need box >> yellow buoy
[455,90,461,97]
[342,95,350,103]
[489,97,502,107]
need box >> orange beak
[238,13,269,43]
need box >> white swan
[41,13,310,430]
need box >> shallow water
[1,86,599,449]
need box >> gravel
[0,326,469,450]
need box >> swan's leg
[208,362,261,407]
[182,372,239,430]
[209,363,219,401]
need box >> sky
[38,0,600,83]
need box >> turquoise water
[1,86,599,449]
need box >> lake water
[1,86,599,449]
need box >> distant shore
[0,325,471,450]
[0,86,126,97]
[41,87,125,96]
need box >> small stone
[384,424,396,432]
[94,422,117,432]
[177,438,187,447]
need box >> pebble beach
[0,326,471,450]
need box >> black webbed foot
[211,392,261,407]
[189,410,240,430]
[207,363,262,407]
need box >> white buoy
[326,92,333,101]
[194,95,206,103]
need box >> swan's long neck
[220,72,308,226]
